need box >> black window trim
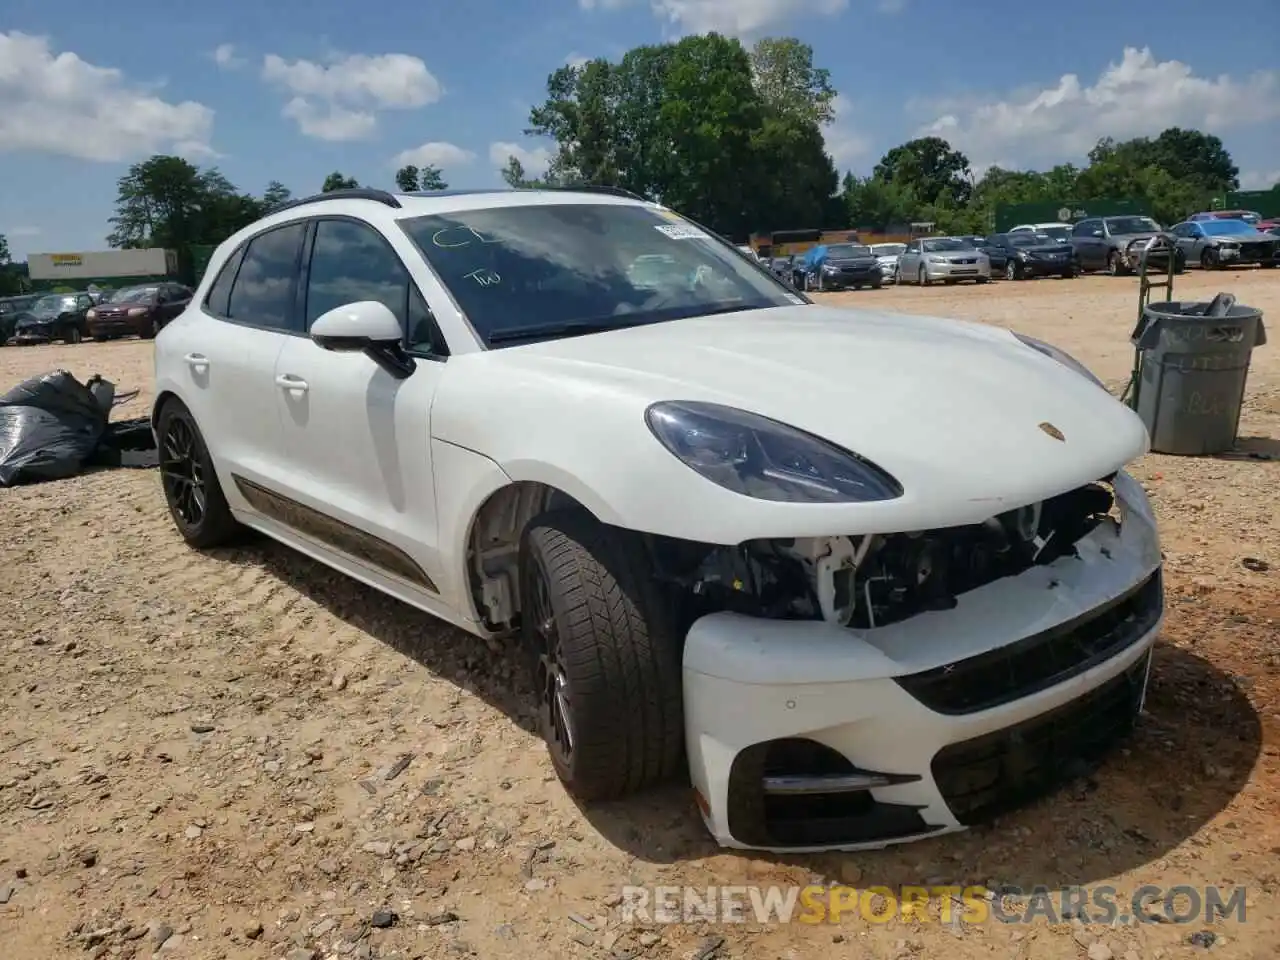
[303,214,449,362]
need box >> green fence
[993,198,1151,233]
[190,244,218,284]
[1225,187,1280,219]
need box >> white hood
[434,305,1149,542]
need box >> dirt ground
[1,269,1278,960]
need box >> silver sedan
[897,237,991,285]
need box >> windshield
[1105,216,1160,234]
[399,203,799,345]
[1037,226,1071,241]
[30,295,71,317]
[921,238,971,252]
[870,243,905,256]
[1215,211,1260,224]
[1008,233,1052,247]
[106,285,159,304]
[823,244,871,258]
[1201,220,1256,236]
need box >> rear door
[1072,219,1103,269]
[178,221,306,510]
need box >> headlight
[127,307,147,317]
[644,400,903,503]
[86,308,97,319]
[927,256,946,263]
[1013,333,1106,389]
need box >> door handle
[183,353,209,370]
[275,374,309,393]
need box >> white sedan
[152,186,1164,852]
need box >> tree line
[0,32,1252,294]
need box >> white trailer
[28,249,176,286]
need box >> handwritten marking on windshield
[432,226,500,249]
[463,269,501,287]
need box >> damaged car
[1171,219,1279,270]
[152,186,1164,853]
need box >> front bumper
[820,267,881,288]
[87,317,145,337]
[925,260,990,281]
[684,469,1163,852]
[1012,255,1074,276]
[1212,242,1278,265]
[10,326,54,344]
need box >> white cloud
[916,47,1280,169]
[6,226,41,237]
[281,97,376,141]
[1239,169,1280,191]
[212,43,243,69]
[824,94,871,170]
[0,30,214,162]
[565,52,592,68]
[489,141,552,176]
[392,141,475,170]
[650,0,847,36]
[262,51,443,140]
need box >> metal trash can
[1127,293,1267,455]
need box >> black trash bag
[0,370,114,486]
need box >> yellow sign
[50,254,83,267]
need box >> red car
[86,283,192,340]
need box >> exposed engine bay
[655,479,1120,630]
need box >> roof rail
[269,188,403,215]
[539,184,649,202]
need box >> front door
[271,216,449,601]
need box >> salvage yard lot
[1,272,1278,960]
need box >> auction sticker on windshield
[655,223,710,240]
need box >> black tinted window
[205,246,246,317]
[227,223,305,330]
[305,219,409,328]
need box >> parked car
[0,294,40,346]
[1263,223,1280,238]
[1069,215,1183,276]
[9,291,94,344]
[800,242,882,291]
[767,256,793,284]
[868,242,906,283]
[152,185,1163,853]
[987,233,1076,280]
[86,282,193,340]
[896,236,991,285]
[1170,219,1279,269]
[954,236,1007,274]
[1009,222,1073,244]
[1189,209,1262,226]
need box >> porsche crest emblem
[1038,421,1066,442]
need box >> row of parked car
[757,211,1280,292]
[0,283,194,346]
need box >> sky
[2,0,1279,259]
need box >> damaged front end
[666,471,1164,852]
[659,478,1121,631]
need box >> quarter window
[204,246,245,317]
[226,222,306,331]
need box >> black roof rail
[538,184,649,202]
[269,188,403,215]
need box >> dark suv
[87,283,193,340]
[0,294,40,346]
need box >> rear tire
[64,327,83,344]
[156,399,241,549]
[519,510,685,801]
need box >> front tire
[157,399,241,548]
[519,510,684,801]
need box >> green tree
[749,37,836,126]
[873,137,972,208]
[1090,128,1238,194]
[322,172,359,192]
[395,165,420,191]
[106,155,266,282]
[0,234,22,296]
[500,156,536,187]
[261,180,292,210]
[525,33,838,239]
[418,164,447,190]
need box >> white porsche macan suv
[152,186,1164,852]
